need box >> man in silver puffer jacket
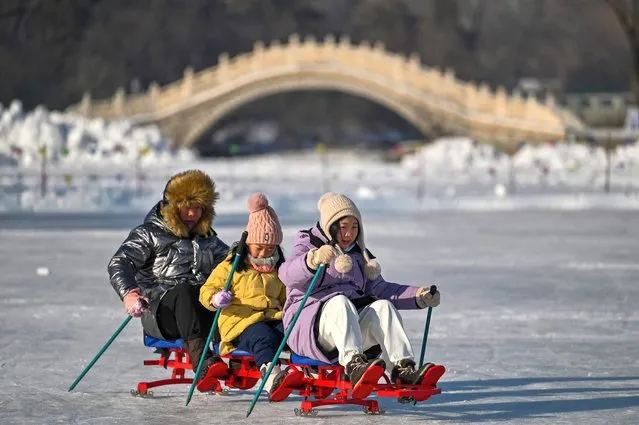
[108,169,229,386]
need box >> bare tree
[603,0,639,104]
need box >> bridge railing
[70,33,566,139]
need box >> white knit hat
[317,192,381,279]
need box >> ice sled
[133,335,444,416]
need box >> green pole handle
[418,285,437,368]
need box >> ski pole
[68,314,133,391]
[418,285,437,368]
[246,243,334,418]
[185,230,248,406]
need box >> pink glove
[123,289,149,318]
[211,290,232,309]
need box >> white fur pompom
[334,254,353,274]
[363,259,381,280]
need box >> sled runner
[133,335,444,415]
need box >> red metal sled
[274,363,442,416]
[132,337,224,397]
[134,336,443,415]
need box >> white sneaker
[260,363,282,393]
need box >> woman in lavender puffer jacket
[277,192,442,390]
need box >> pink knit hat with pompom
[245,193,283,245]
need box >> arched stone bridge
[68,34,581,147]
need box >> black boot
[345,353,386,387]
[183,337,218,382]
[390,359,433,385]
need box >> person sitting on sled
[199,193,291,396]
[276,192,442,395]
[108,169,229,387]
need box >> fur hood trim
[160,169,218,237]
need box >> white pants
[317,295,414,369]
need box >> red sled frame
[133,337,442,415]
[284,363,442,416]
[132,339,225,397]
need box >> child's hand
[211,290,233,309]
[306,245,338,270]
[416,287,441,309]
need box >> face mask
[343,243,356,253]
[248,250,280,272]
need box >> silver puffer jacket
[108,202,230,303]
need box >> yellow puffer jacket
[199,256,286,355]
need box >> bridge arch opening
[192,90,445,157]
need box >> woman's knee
[326,294,357,312]
[319,295,360,333]
[370,299,400,316]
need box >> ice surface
[0,210,637,424]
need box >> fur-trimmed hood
[159,169,218,237]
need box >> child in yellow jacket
[200,193,286,393]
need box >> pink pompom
[248,192,269,213]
